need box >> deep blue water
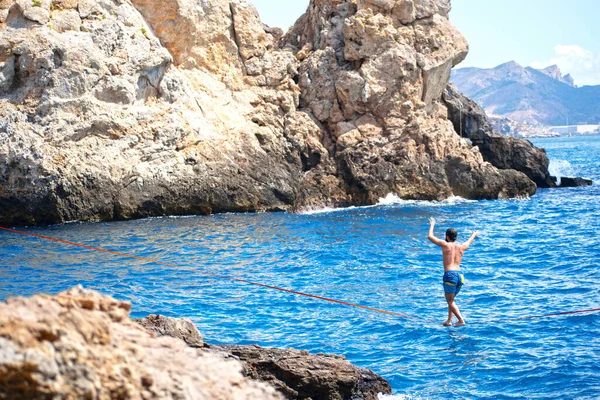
[1,136,599,399]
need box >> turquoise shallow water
[1,136,599,399]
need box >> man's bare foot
[454,320,466,327]
[442,320,453,326]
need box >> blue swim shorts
[443,271,465,295]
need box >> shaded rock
[443,84,556,188]
[445,85,594,190]
[443,83,491,134]
[134,314,204,348]
[559,177,592,187]
[0,287,282,399]
[469,131,556,189]
[211,345,392,400]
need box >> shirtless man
[428,218,479,327]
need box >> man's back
[441,242,465,271]
[427,218,479,271]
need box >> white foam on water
[378,393,421,400]
[299,194,478,215]
[164,215,203,219]
[376,193,405,205]
[299,205,369,215]
[548,159,576,186]
[63,219,83,225]
[376,193,476,207]
[508,195,531,201]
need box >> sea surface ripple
[1,136,599,399]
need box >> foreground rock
[0,289,391,400]
[443,84,556,188]
[1,0,542,225]
[135,315,392,400]
[0,287,281,399]
[213,345,391,400]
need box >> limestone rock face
[0,0,313,225]
[0,287,282,399]
[0,0,540,225]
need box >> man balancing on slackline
[428,218,479,327]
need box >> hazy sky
[249,0,600,86]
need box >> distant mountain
[538,65,575,87]
[451,61,600,126]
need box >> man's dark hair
[446,228,458,242]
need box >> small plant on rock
[32,0,42,7]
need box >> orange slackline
[2,225,599,322]
[0,226,416,319]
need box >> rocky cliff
[0,0,543,225]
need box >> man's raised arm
[427,218,445,247]
[462,230,480,250]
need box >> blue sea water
[1,136,599,399]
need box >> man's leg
[443,307,453,326]
[444,292,465,326]
[443,293,455,326]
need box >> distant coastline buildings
[549,125,600,136]
[489,116,600,138]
